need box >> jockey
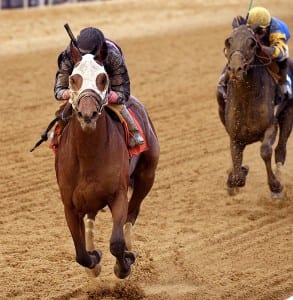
[217,6,292,106]
[54,27,144,148]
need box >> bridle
[224,26,272,70]
[69,89,109,120]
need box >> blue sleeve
[270,17,291,40]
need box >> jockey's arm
[269,32,289,62]
[54,49,74,101]
[105,46,130,104]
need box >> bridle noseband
[70,90,109,120]
[225,27,272,70]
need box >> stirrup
[129,132,144,147]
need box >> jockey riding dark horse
[217,6,292,120]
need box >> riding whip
[64,23,78,47]
[245,0,254,23]
[30,116,59,152]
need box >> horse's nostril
[84,116,91,124]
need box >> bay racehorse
[217,24,292,198]
[55,42,160,278]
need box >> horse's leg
[260,122,283,198]
[275,101,293,180]
[216,88,226,127]
[227,139,248,195]
[84,213,102,277]
[125,153,158,250]
[109,194,136,279]
[64,207,101,269]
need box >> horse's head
[69,43,109,130]
[224,25,258,81]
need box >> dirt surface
[1,0,293,299]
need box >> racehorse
[217,24,292,198]
[55,42,160,278]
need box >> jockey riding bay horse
[217,24,292,198]
[55,42,160,278]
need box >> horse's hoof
[85,263,102,278]
[114,262,131,279]
[113,251,137,279]
[89,249,102,265]
[125,250,137,264]
[271,191,284,199]
[227,187,239,196]
[241,165,249,176]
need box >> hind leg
[275,101,293,165]
[125,151,159,250]
[109,192,136,279]
[261,122,283,198]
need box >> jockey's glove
[260,45,274,57]
[108,91,119,104]
[62,89,71,100]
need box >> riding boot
[55,101,73,129]
[50,101,73,150]
[216,66,229,126]
[278,59,292,100]
[120,105,144,147]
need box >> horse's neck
[230,68,262,98]
[71,114,108,158]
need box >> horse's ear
[70,41,82,65]
[224,37,232,57]
[225,37,231,49]
[94,42,108,63]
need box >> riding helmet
[247,7,271,28]
[77,27,105,55]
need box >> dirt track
[1,0,293,299]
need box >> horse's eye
[96,73,108,91]
[225,37,232,49]
[69,74,83,92]
[248,37,256,49]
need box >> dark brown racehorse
[55,43,160,278]
[217,24,292,198]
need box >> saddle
[49,102,148,157]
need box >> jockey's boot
[278,59,292,100]
[50,101,72,150]
[120,105,144,147]
[216,67,229,126]
[55,101,73,129]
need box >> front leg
[84,214,102,277]
[227,139,248,193]
[64,207,101,269]
[261,122,283,197]
[109,193,136,279]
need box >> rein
[71,90,109,119]
[225,39,272,71]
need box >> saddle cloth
[49,105,148,157]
